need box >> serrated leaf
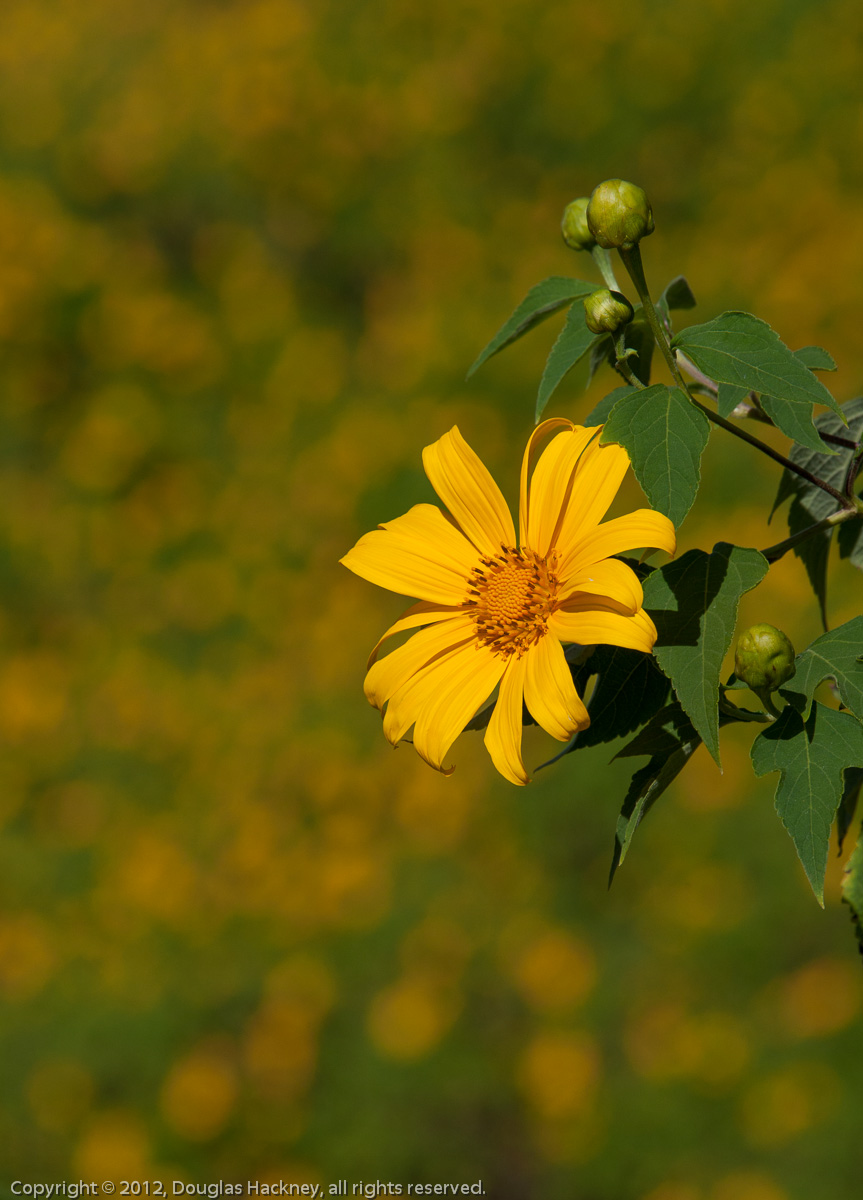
[609,743,696,885]
[769,396,863,620]
[468,277,598,378]
[672,312,843,417]
[609,701,701,885]
[537,644,670,769]
[659,275,696,316]
[599,384,710,526]
[794,345,837,372]
[780,615,863,721]
[771,397,863,522]
[841,833,863,956]
[642,542,769,764]
[535,302,599,422]
[838,767,863,854]
[585,385,633,428]
[615,700,699,759]
[759,393,838,455]
[788,494,831,627]
[717,383,749,418]
[751,702,863,904]
[837,514,863,570]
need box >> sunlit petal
[558,509,676,580]
[523,636,590,741]
[526,425,598,557]
[423,427,516,555]
[549,606,658,653]
[364,614,476,711]
[367,600,466,669]
[342,503,477,604]
[559,557,643,615]
[484,656,530,785]
[411,643,507,773]
[518,418,574,547]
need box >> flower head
[341,420,676,785]
[586,179,654,250]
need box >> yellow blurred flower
[341,420,675,784]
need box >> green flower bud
[734,624,797,692]
[561,198,595,251]
[583,288,634,335]
[586,179,655,250]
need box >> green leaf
[586,333,613,387]
[585,385,633,428]
[780,615,863,721]
[838,767,863,854]
[468,277,598,378]
[837,513,863,570]
[841,832,863,956]
[600,384,710,527]
[642,542,769,765]
[609,697,761,884]
[759,393,838,455]
[672,312,843,417]
[794,345,837,372]
[716,383,749,418]
[787,494,831,628]
[609,702,700,885]
[770,396,863,621]
[751,701,863,905]
[537,644,670,770]
[771,397,863,521]
[535,302,598,422]
[659,275,696,316]
[616,699,699,759]
[624,308,654,386]
[609,743,696,885]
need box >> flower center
[466,546,559,657]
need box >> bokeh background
[1,0,863,1197]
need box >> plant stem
[613,330,646,389]
[591,246,621,291]
[759,506,860,564]
[618,245,690,393]
[617,244,855,510]
[845,442,863,497]
[676,353,859,450]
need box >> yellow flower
[341,419,676,785]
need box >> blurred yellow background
[0,0,862,1196]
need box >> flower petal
[423,427,516,556]
[525,425,599,557]
[484,655,530,785]
[364,613,476,711]
[560,557,644,615]
[523,635,590,741]
[367,600,466,669]
[341,503,477,604]
[557,509,677,580]
[551,437,631,561]
[519,418,574,547]
[411,642,507,773]
[549,606,658,653]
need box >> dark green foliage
[752,702,863,904]
[643,543,769,764]
[600,384,710,526]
